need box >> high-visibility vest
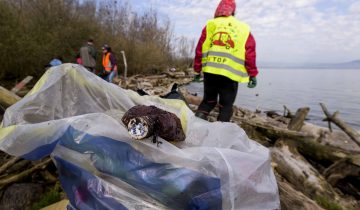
[102,53,112,72]
[202,16,250,83]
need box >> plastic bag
[0,64,279,210]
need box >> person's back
[80,39,97,72]
[202,16,251,83]
[193,0,258,122]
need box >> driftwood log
[272,140,338,199]
[320,103,360,147]
[0,158,52,190]
[0,86,21,109]
[323,155,360,199]
[11,76,33,94]
[277,172,324,210]
[178,88,360,209]
[0,157,21,175]
[287,107,310,131]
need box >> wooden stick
[0,156,21,175]
[0,158,52,189]
[283,105,294,118]
[320,103,360,147]
[11,76,33,94]
[40,170,58,183]
[0,86,21,108]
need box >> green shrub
[0,0,193,81]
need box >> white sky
[131,0,360,64]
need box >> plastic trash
[0,64,280,210]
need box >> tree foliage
[0,0,194,80]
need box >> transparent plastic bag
[0,64,279,210]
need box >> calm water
[187,68,360,130]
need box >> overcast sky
[130,0,360,64]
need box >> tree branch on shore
[0,158,52,190]
[320,103,360,147]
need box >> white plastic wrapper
[0,64,279,210]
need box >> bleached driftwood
[276,173,325,210]
[0,86,21,109]
[320,103,360,147]
[272,140,338,200]
[287,107,310,131]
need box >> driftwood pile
[116,70,194,95]
[0,69,359,209]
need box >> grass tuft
[30,183,62,210]
[315,195,342,210]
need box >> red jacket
[194,26,258,77]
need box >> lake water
[186,68,360,131]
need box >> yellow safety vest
[202,16,250,83]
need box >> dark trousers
[196,73,238,122]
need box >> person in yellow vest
[193,0,258,122]
[101,44,118,83]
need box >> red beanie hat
[214,0,236,17]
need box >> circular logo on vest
[211,32,235,49]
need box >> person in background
[80,39,97,73]
[76,53,83,65]
[49,57,63,67]
[45,56,63,69]
[193,0,258,122]
[101,44,117,83]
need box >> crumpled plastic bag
[0,64,280,210]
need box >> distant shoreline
[258,59,360,69]
[258,65,360,70]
